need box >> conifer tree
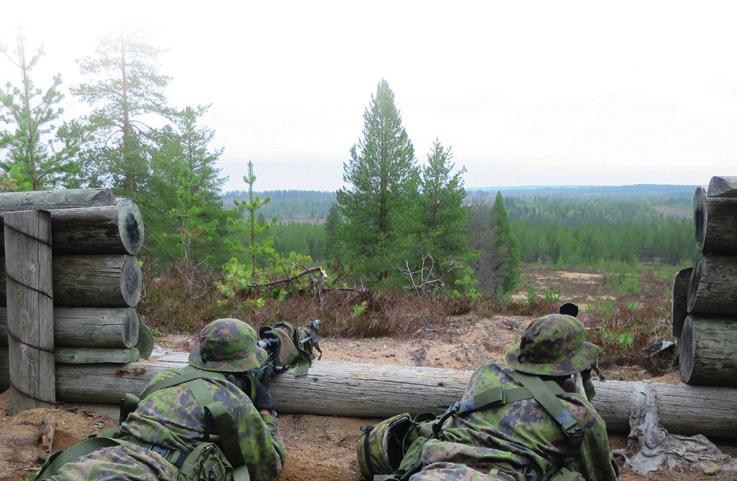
[72,29,172,195]
[488,191,520,295]
[418,139,470,274]
[335,79,418,283]
[0,32,80,189]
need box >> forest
[0,29,698,323]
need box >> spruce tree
[335,79,418,283]
[72,29,172,195]
[489,191,520,295]
[418,139,470,274]
[144,105,227,268]
[0,32,79,189]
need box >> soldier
[38,318,285,481]
[360,314,617,481]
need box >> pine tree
[0,32,80,189]
[488,191,520,295]
[324,202,343,263]
[72,29,172,195]
[418,139,470,274]
[144,105,227,268]
[335,79,418,283]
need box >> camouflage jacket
[116,367,286,481]
[401,363,617,481]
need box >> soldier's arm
[570,413,618,481]
[236,405,286,481]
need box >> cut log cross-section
[0,199,144,256]
[707,175,737,198]
[0,255,142,307]
[0,357,733,438]
[671,267,692,338]
[0,307,138,348]
[687,255,737,316]
[693,186,737,254]
[4,210,55,413]
[679,315,737,387]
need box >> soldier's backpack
[36,366,252,481]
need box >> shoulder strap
[139,366,227,400]
[508,371,584,449]
[457,380,564,415]
[36,437,125,480]
[188,377,248,471]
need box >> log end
[121,256,143,307]
[671,267,692,338]
[117,198,145,255]
[707,176,737,198]
[693,187,707,250]
[124,309,141,349]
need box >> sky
[1,0,736,191]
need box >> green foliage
[353,300,368,318]
[272,222,326,262]
[142,105,228,269]
[335,79,418,285]
[0,33,80,190]
[71,30,173,195]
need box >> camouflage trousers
[408,462,516,481]
[47,443,178,481]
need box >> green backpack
[36,366,251,481]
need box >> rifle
[254,319,323,381]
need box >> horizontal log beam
[693,187,737,254]
[0,199,144,255]
[0,189,115,212]
[687,255,737,316]
[0,255,142,307]
[55,348,140,364]
[0,358,731,438]
[679,315,737,387]
[0,307,139,348]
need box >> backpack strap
[187,377,249,480]
[508,371,584,449]
[36,437,125,480]
[454,380,564,415]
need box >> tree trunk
[0,307,138,348]
[679,315,737,387]
[671,267,692,338]
[707,176,737,198]
[0,359,732,438]
[693,187,737,254]
[0,189,114,211]
[0,199,144,255]
[687,255,737,316]
[0,255,142,307]
[4,210,55,412]
[55,347,140,364]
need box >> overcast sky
[2,0,736,191]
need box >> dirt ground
[0,268,734,481]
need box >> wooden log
[136,319,155,359]
[671,267,692,338]
[0,307,138,348]
[0,198,144,256]
[4,210,55,412]
[55,347,140,364]
[687,255,737,315]
[0,189,115,212]
[0,255,142,307]
[679,315,737,387]
[707,176,737,198]
[47,360,737,438]
[694,187,737,254]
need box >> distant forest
[226,185,699,267]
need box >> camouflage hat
[505,314,600,376]
[189,318,267,372]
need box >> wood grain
[679,315,737,387]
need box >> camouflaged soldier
[37,318,286,481]
[359,314,617,481]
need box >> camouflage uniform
[47,319,286,481]
[399,315,617,481]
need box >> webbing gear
[36,437,125,480]
[508,371,584,449]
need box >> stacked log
[0,190,147,398]
[675,176,737,387]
